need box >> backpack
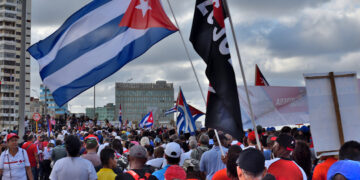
[126,170,151,180]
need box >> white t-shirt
[146,158,164,168]
[0,147,30,180]
[97,142,109,156]
[50,157,97,180]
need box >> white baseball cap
[165,142,182,158]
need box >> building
[115,80,174,126]
[39,84,68,117]
[0,0,31,128]
[85,103,116,124]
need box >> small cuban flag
[139,112,153,128]
[118,104,122,125]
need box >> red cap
[164,165,186,180]
[6,133,19,141]
[248,131,256,141]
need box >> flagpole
[223,0,261,150]
[165,0,206,104]
[166,0,225,157]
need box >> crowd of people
[0,120,359,180]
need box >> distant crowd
[0,118,359,180]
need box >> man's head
[199,134,209,146]
[154,146,164,158]
[85,139,98,150]
[339,141,360,161]
[128,145,148,165]
[272,134,295,159]
[28,135,34,142]
[189,139,197,150]
[225,134,233,147]
[100,148,117,169]
[165,142,181,165]
[213,133,227,146]
[236,148,266,180]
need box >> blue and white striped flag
[164,106,177,115]
[28,0,177,106]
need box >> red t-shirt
[22,141,38,167]
[212,168,231,180]
[266,158,306,180]
[312,157,337,180]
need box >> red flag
[255,64,269,86]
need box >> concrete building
[85,103,116,124]
[39,84,68,116]
[115,80,174,126]
[0,0,31,128]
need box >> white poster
[304,72,360,156]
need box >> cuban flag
[176,88,202,135]
[164,106,177,115]
[27,0,178,106]
[47,116,52,137]
[139,112,153,128]
[118,104,122,125]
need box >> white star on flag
[136,0,152,17]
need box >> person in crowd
[116,145,157,180]
[22,134,39,180]
[266,133,307,180]
[326,141,360,180]
[0,133,33,180]
[200,133,228,180]
[164,165,187,180]
[42,141,55,180]
[97,148,118,180]
[180,138,197,166]
[312,155,338,180]
[50,135,97,180]
[146,146,165,169]
[236,148,267,180]
[51,139,67,164]
[97,138,111,156]
[263,135,276,160]
[212,145,242,180]
[293,141,312,178]
[244,131,258,150]
[152,142,182,180]
[81,138,101,170]
[190,134,209,171]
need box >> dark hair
[65,135,81,157]
[100,148,115,166]
[111,139,123,154]
[154,146,164,158]
[145,145,154,157]
[292,141,312,177]
[339,141,360,161]
[28,135,34,141]
[165,155,180,165]
[208,130,215,139]
[226,145,242,178]
[280,126,291,134]
[55,140,62,146]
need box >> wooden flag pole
[166,0,226,157]
[223,0,261,150]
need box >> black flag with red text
[190,0,244,139]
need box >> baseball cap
[164,165,186,180]
[248,131,257,141]
[327,160,360,179]
[165,142,182,158]
[236,148,265,175]
[6,133,19,141]
[129,145,147,159]
[276,134,296,151]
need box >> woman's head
[65,135,81,157]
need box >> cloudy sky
[30,0,360,114]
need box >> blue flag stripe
[52,27,176,106]
[28,0,111,59]
[39,15,126,80]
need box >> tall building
[39,84,68,117]
[115,80,174,126]
[0,0,31,128]
[85,103,116,124]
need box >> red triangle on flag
[119,0,177,31]
[255,64,269,86]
